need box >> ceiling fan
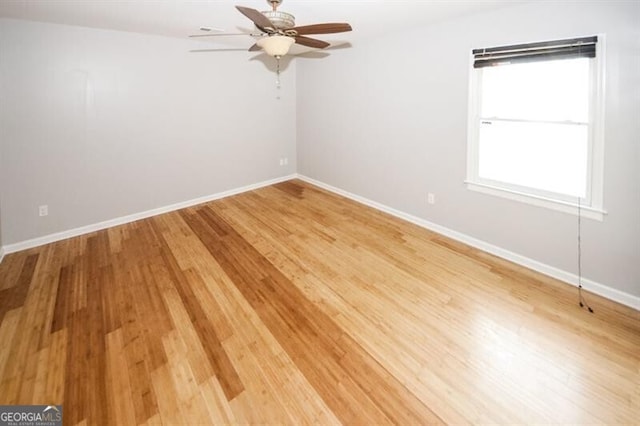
[190,0,352,58]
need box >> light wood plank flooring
[0,179,638,424]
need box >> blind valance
[473,36,597,68]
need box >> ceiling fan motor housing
[260,10,295,29]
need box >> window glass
[478,120,588,198]
[480,58,590,122]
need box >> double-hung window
[466,36,605,220]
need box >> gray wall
[297,1,640,297]
[0,18,296,246]
[0,178,3,251]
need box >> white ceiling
[0,0,524,53]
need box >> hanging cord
[577,197,594,313]
[575,35,592,313]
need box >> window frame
[465,35,606,221]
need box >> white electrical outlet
[427,193,435,205]
[39,205,48,217]
[283,157,288,165]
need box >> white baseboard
[296,174,640,311]
[3,174,297,255]
[0,246,5,264]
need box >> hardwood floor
[0,179,638,424]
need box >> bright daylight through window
[466,36,605,220]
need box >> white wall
[297,1,640,298]
[0,18,296,246]
[0,49,3,252]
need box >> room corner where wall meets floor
[2,171,637,311]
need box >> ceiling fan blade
[294,42,352,58]
[248,43,262,52]
[236,6,274,32]
[292,23,352,35]
[293,51,330,59]
[327,41,352,50]
[295,36,330,49]
[189,33,255,38]
[190,48,250,53]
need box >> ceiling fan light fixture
[257,35,295,57]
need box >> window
[466,36,605,220]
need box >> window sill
[464,181,606,221]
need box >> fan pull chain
[275,56,282,100]
[276,56,281,89]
